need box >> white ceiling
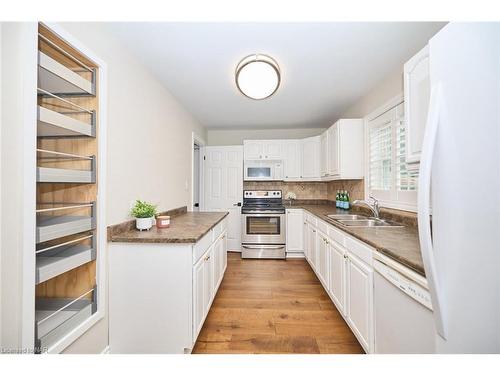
[106,22,444,129]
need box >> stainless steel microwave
[244,161,283,181]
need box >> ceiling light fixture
[235,54,281,100]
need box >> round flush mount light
[235,54,281,100]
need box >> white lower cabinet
[193,255,205,336]
[307,224,317,270]
[346,252,373,352]
[286,209,304,255]
[316,231,329,287]
[298,209,374,353]
[109,218,227,353]
[194,233,227,342]
[328,241,346,315]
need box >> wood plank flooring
[193,253,364,354]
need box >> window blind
[369,122,392,191]
[396,118,418,191]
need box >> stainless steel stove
[241,190,286,259]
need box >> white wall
[207,127,324,146]
[340,67,403,118]
[53,23,206,353]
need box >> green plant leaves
[130,199,157,218]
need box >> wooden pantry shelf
[35,288,96,351]
[36,203,96,243]
[37,149,96,184]
[38,51,95,96]
[36,234,96,284]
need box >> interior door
[204,146,243,251]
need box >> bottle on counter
[342,190,347,209]
[336,190,340,208]
[345,191,350,210]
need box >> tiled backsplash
[243,180,364,201]
[326,180,365,201]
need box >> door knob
[233,202,242,206]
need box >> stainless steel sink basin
[337,219,404,228]
[327,214,369,220]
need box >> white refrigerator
[418,22,500,353]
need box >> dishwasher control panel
[374,260,433,310]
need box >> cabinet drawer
[193,230,213,264]
[345,236,373,265]
[328,225,345,246]
[317,219,329,234]
[305,213,317,226]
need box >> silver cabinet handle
[205,255,211,261]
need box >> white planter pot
[136,217,154,231]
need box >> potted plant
[130,200,157,231]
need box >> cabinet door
[203,247,214,314]
[346,253,373,352]
[320,132,328,177]
[286,209,304,253]
[404,45,430,164]
[213,238,223,290]
[193,258,205,339]
[308,225,317,270]
[327,123,339,176]
[222,232,227,274]
[329,241,346,315]
[244,140,264,160]
[316,232,329,286]
[303,220,309,259]
[263,140,282,160]
[301,136,320,179]
[283,140,302,179]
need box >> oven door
[241,213,286,244]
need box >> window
[368,101,418,211]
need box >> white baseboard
[286,252,305,259]
[101,345,110,354]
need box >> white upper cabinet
[327,123,339,176]
[282,139,302,180]
[243,119,362,181]
[320,131,328,177]
[263,140,283,160]
[404,45,430,164]
[324,119,364,180]
[301,136,321,179]
[243,140,282,160]
[243,140,263,160]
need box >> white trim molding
[364,93,418,212]
[37,22,108,354]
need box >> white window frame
[364,93,418,212]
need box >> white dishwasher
[373,255,436,353]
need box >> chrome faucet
[353,196,381,218]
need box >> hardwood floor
[192,252,364,354]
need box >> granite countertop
[109,211,229,244]
[289,204,424,276]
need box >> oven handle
[242,245,285,249]
[242,212,285,216]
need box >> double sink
[326,214,403,228]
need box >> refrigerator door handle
[417,83,447,339]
